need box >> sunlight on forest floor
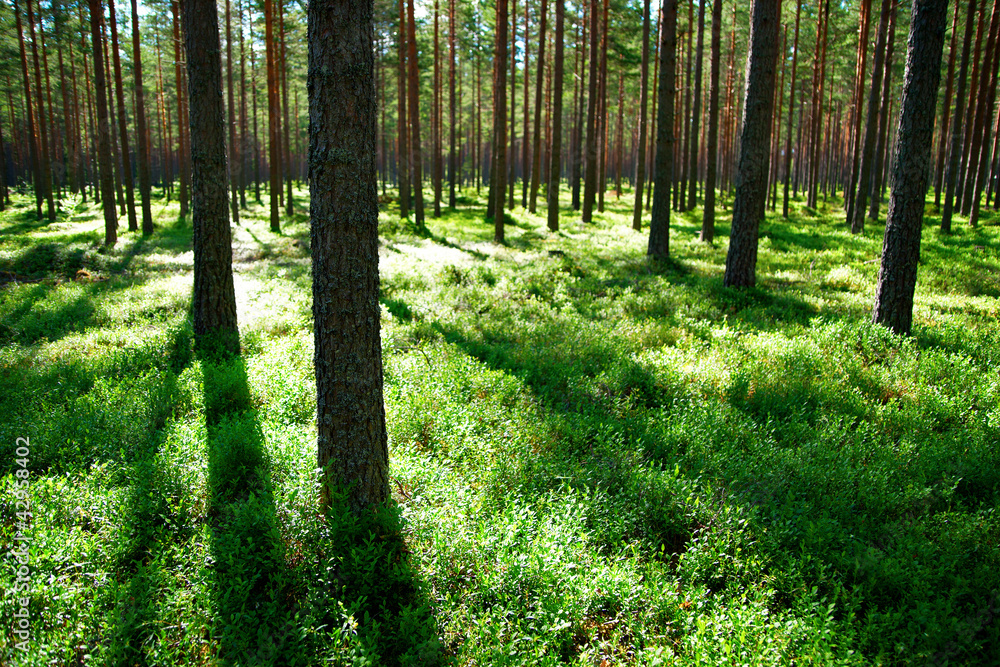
[1,183,999,665]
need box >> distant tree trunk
[397,0,409,217]
[508,0,518,211]
[648,0,677,259]
[688,0,705,210]
[493,0,509,241]
[845,0,873,223]
[249,11,261,203]
[969,0,1000,226]
[433,0,442,217]
[769,25,786,212]
[956,0,987,210]
[548,0,564,231]
[53,0,77,195]
[279,0,293,215]
[225,0,239,225]
[449,0,457,208]
[407,0,426,227]
[582,0,600,221]
[597,0,609,212]
[679,0,692,211]
[807,0,829,210]
[309,0,389,512]
[571,13,585,210]
[530,0,548,213]
[646,8,660,212]
[942,0,977,232]
[130,0,153,234]
[962,0,1000,217]
[521,0,531,208]
[632,0,651,230]
[108,0,137,231]
[869,0,898,221]
[14,0,43,220]
[872,0,948,335]
[173,0,190,217]
[851,0,892,233]
[723,0,779,288]
[935,3,961,206]
[264,0,280,230]
[155,29,172,201]
[702,0,723,240]
[238,0,248,209]
[183,0,239,353]
[26,0,55,220]
[88,0,117,244]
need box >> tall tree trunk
[845,0,873,222]
[647,8,660,212]
[962,0,1000,217]
[26,0,55,219]
[869,0,898,221]
[183,0,239,353]
[572,12,585,210]
[238,0,248,209]
[702,0,723,240]
[872,0,948,335]
[449,0,457,208]
[53,0,77,195]
[956,0,987,209]
[633,0,651,230]
[935,2,961,206]
[521,0,531,208]
[769,24,786,211]
[548,0,564,231]
[582,0,600,221]
[108,0,137,231]
[530,0,548,213]
[225,0,240,225]
[279,0,293,215]
[407,0,426,227]
[173,0,190,217]
[14,0,43,220]
[969,0,1000,225]
[723,0,779,287]
[508,0,518,210]
[648,0,677,259]
[493,0,509,241]
[264,0,281,230]
[249,11,261,203]
[851,0,892,233]
[397,0,409,217]
[88,0,117,244]
[131,0,153,234]
[309,0,388,513]
[433,0,442,217]
[942,0,977,232]
[597,0,609,212]
[688,0,705,210]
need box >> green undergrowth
[1,183,999,665]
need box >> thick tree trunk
[872,0,948,335]
[88,0,117,244]
[309,0,389,512]
[548,0,564,231]
[183,0,239,353]
[723,0,779,288]
[702,0,723,240]
[648,0,677,259]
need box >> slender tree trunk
[397,0,409,217]
[508,0,518,210]
[648,0,677,259]
[173,0,190,217]
[449,0,457,208]
[225,0,240,225]
[872,0,948,335]
[108,0,137,231]
[130,0,153,234]
[264,0,280,230]
[688,0,705,210]
[53,0,76,195]
[769,24,786,211]
[493,0,509,240]
[869,0,898,221]
[433,0,442,216]
[723,0,780,287]
[249,11,261,203]
[407,0,426,227]
[88,0,117,243]
[962,0,1000,217]
[702,0,723,240]
[14,0,43,220]
[846,0,873,222]
[279,0,293,215]
[521,0,531,208]
[969,0,1000,225]
[530,0,548,213]
[237,0,248,208]
[597,0,609,212]
[582,0,600,221]
[942,0,977,232]
[572,12,586,210]
[957,0,987,209]
[548,0,564,231]
[647,8,660,212]
[935,2,961,206]
[633,0,651,230]
[26,0,55,219]
[852,0,892,232]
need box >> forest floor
[1,183,999,665]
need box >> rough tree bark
[872,0,948,335]
[308,0,389,512]
[723,0,780,287]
